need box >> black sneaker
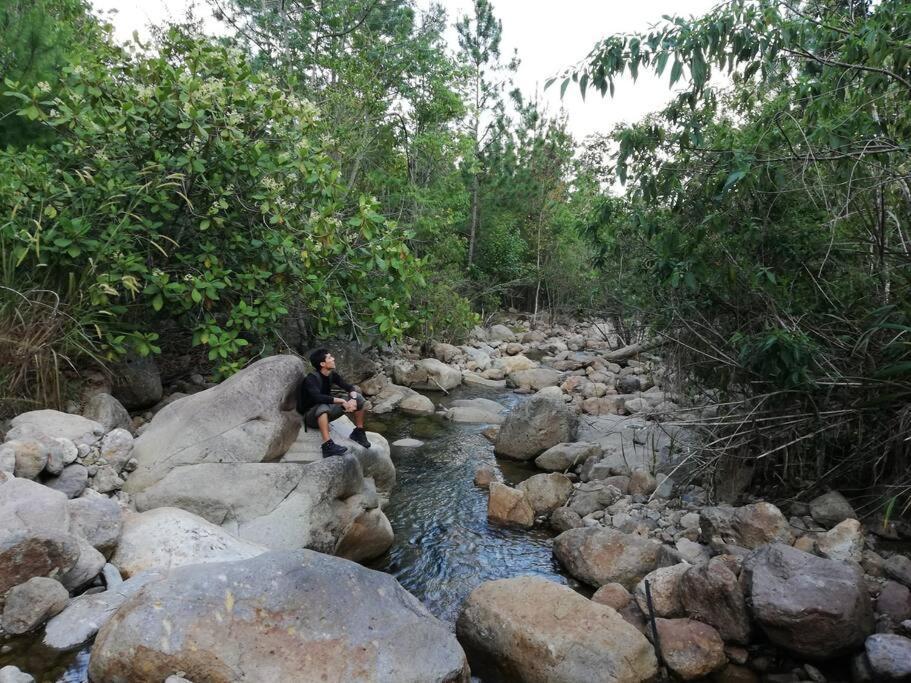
[350,427,371,449]
[321,439,348,457]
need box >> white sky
[91,0,721,142]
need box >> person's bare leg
[318,412,331,442]
[353,408,366,429]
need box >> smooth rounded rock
[655,617,727,680]
[553,527,673,589]
[89,550,469,683]
[865,633,911,680]
[487,482,534,528]
[456,576,657,683]
[111,507,268,578]
[516,473,573,515]
[742,543,873,658]
[494,394,577,460]
[1,577,69,634]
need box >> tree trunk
[467,172,479,266]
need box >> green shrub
[1,27,423,376]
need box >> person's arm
[332,372,357,397]
[303,374,342,405]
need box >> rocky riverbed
[0,316,909,682]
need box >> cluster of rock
[459,324,911,681]
[355,320,685,423]
[0,355,472,682]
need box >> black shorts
[303,393,365,429]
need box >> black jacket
[297,371,355,413]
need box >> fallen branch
[602,338,665,362]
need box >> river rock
[0,530,80,596]
[549,507,583,532]
[495,354,535,374]
[461,371,505,389]
[816,518,863,563]
[369,382,410,413]
[456,576,657,683]
[111,355,163,409]
[865,634,911,680]
[878,581,911,626]
[655,617,727,680]
[809,490,856,528]
[488,324,517,342]
[398,390,435,416]
[730,502,793,549]
[111,507,268,577]
[741,543,873,658]
[568,481,621,517]
[487,482,534,528]
[1,576,69,634]
[534,442,601,471]
[680,557,751,644]
[508,368,562,390]
[98,428,134,473]
[473,466,497,489]
[125,355,306,493]
[553,527,673,589]
[89,550,469,683]
[5,439,48,479]
[516,473,573,515]
[91,465,124,494]
[6,410,103,447]
[43,570,164,651]
[44,464,88,498]
[82,392,132,433]
[415,358,461,391]
[433,342,460,363]
[634,563,689,618]
[60,536,106,590]
[446,398,505,424]
[494,394,577,460]
[592,582,632,610]
[628,468,657,496]
[66,495,122,556]
[0,667,34,683]
[334,508,395,562]
[885,554,911,588]
[134,453,388,557]
[392,438,424,448]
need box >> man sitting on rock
[298,349,371,457]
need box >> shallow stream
[0,385,574,682]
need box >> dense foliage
[565,0,911,505]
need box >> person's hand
[343,399,357,413]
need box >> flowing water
[367,386,578,624]
[0,385,576,681]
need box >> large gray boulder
[6,410,103,448]
[89,550,469,683]
[416,358,462,391]
[553,527,673,589]
[741,543,874,659]
[125,355,306,493]
[456,576,657,683]
[494,394,577,460]
[134,455,392,559]
[111,508,268,578]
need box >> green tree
[456,0,515,268]
[560,0,911,498]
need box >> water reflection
[368,386,575,625]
